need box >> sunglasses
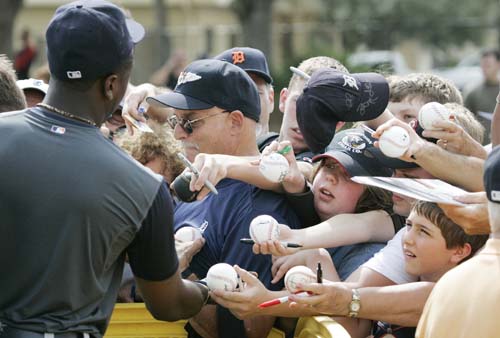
[167,110,230,134]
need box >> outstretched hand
[210,265,273,319]
[122,83,156,135]
[288,281,352,316]
[421,117,487,159]
[438,192,490,235]
[175,237,205,272]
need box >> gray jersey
[0,108,162,336]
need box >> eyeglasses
[167,111,230,134]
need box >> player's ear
[103,74,118,101]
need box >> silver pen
[289,66,311,80]
[177,152,219,195]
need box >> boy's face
[388,97,426,124]
[403,210,457,282]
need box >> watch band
[348,288,361,318]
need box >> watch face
[351,302,361,312]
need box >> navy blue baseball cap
[484,146,500,204]
[147,59,261,122]
[297,68,389,154]
[312,128,419,177]
[214,47,273,84]
[46,0,145,81]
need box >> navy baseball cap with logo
[297,68,389,154]
[484,146,500,204]
[147,59,261,121]
[312,128,417,177]
[46,0,145,81]
[214,47,273,84]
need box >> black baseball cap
[46,0,145,81]
[312,128,417,177]
[296,68,389,154]
[147,59,261,122]
[484,146,500,204]
[214,47,273,84]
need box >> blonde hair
[0,55,26,112]
[389,73,463,105]
[444,102,485,143]
[115,122,184,182]
[288,56,349,92]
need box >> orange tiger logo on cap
[232,51,245,65]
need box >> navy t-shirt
[174,178,301,337]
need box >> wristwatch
[348,289,361,318]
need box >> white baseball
[284,265,316,293]
[418,102,451,130]
[249,215,280,243]
[205,263,238,292]
[379,126,410,158]
[259,152,290,183]
[175,226,203,242]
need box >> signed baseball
[379,126,410,158]
[284,265,316,293]
[249,215,280,243]
[206,263,239,292]
[259,152,289,183]
[175,226,203,242]
[418,102,451,130]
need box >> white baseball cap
[16,78,49,95]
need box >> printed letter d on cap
[232,51,245,65]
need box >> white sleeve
[362,228,418,284]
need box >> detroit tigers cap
[147,59,261,122]
[296,68,389,154]
[46,0,145,81]
[214,47,273,84]
[484,146,500,204]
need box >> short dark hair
[0,55,26,112]
[413,201,488,262]
[481,48,500,61]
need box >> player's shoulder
[0,108,30,120]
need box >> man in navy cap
[214,47,274,139]
[0,1,208,337]
[147,59,301,338]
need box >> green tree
[319,0,498,50]
[230,0,275,62]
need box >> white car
[432,53,483,92]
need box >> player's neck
[43,84,106,125]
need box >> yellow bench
[105,303,285,338]
[294,316,351,338]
